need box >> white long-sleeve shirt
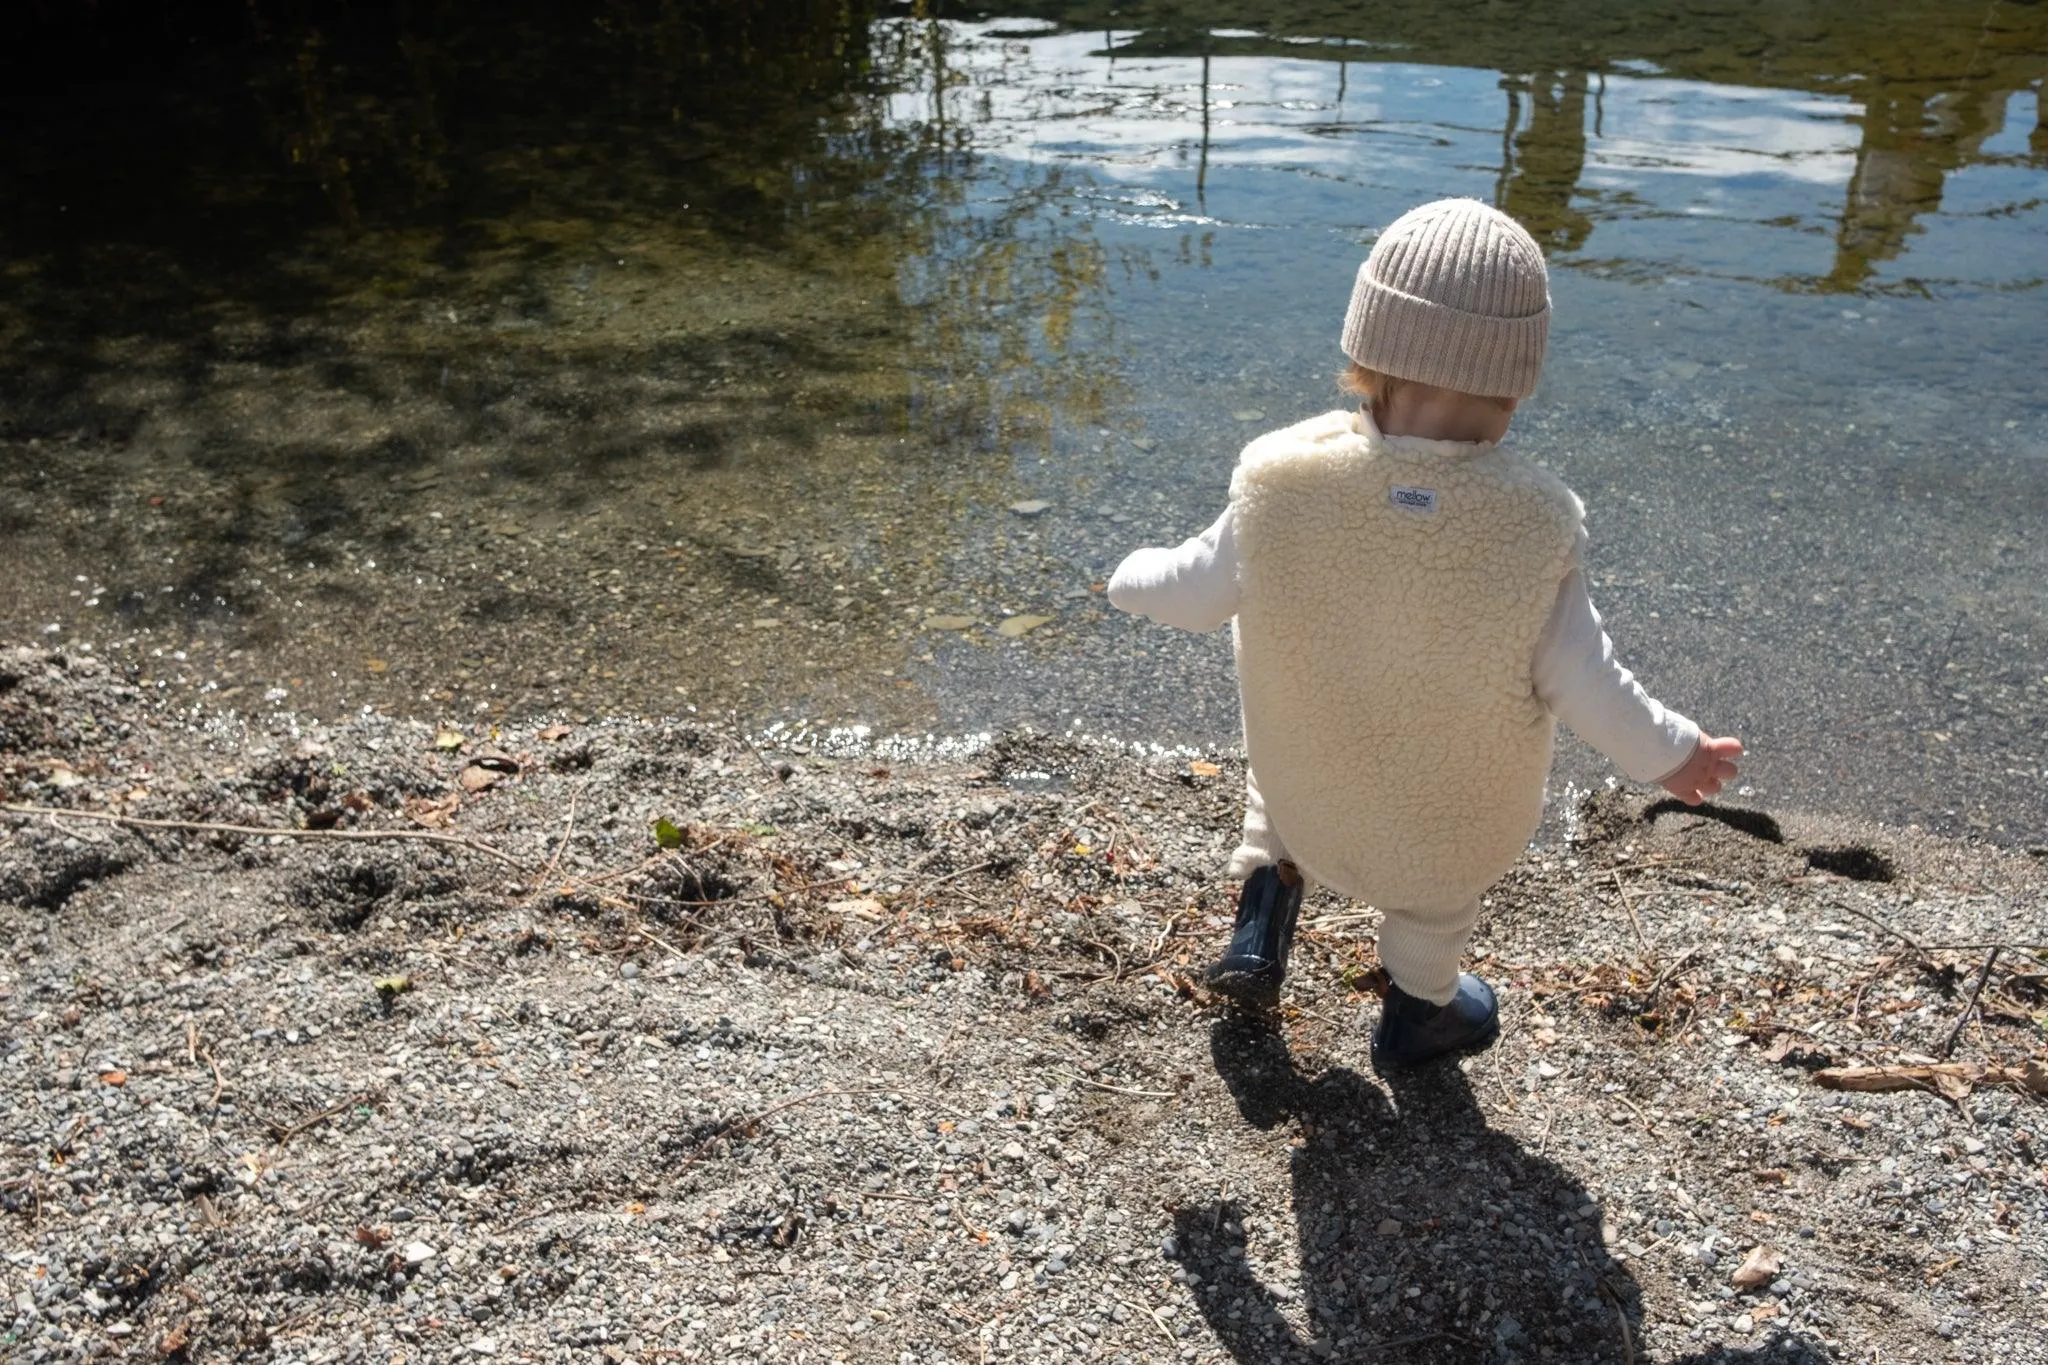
[1108,505,1698,784]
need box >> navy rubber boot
[1371,973,1501,1069]
[1203,862,1304,1010]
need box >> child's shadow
[1175,1018,1828,1363]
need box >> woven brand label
[1389,485,1438,515]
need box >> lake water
[2,1,2044,840]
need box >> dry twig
[1940,948,2001,1060]
[0,803,525,868]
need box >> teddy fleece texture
[1229,409,1582,910]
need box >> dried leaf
[353,1225,390,1249]
[538,723,574,742]
[99,1070,127,1087]
[403,793,460,828]
[1188,760,1221,778]
[433,728,466,751]
[1023,971,1049,998]
[653,818,686,850]
[1763,1034,1796,1064]
[458,765,500,794]
[374,975,412,999]
[1839,1112,1872,1130]
[1730,1245,1781,1290]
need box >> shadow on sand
[1175,1017,1831,1363]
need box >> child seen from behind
[1109,198,1742,1068]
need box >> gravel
[1,644,2044,1363]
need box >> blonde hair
[1339,361,1515,415]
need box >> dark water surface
[3,2,2045,840]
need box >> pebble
[1375,1218,1402,1236]
[1001,1141,1027,1162]
[620,962,640,980]
[404,1242,437,1265]
[1733,1313,1754,1334]
[390,1206,416,1222]
[1160,1237,1179,1260]
[1008,500,1052,516]
[1232,409,1266,422]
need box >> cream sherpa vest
[1231,409,1582,909]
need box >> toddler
[1108,199,1741,1069]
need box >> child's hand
[1660,733,1743,805]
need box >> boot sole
[1205,968,1283,1011]
[1371,1019,1501,1071]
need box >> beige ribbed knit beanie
[1340,199,1550,399]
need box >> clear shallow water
[2,2,2044,839]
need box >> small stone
[390,1206,416,1222]
[403,1242,436,1265]
[1536,1062,1561,1080]
[1160,1237,1179,1260]
[996,614,1054,638]
[1008,500,1052,516]
[1733,1313,1754,1334]
[1232,409,1266,423]
[467,1338,499,1357]
[1000,1271,1020,1290]
[1376,1218,1402,1236]
[620,962,640,980]
[1770,1278,1793,1297]
[1002,1142,1027,1162]
[1005,1210,1030,1233]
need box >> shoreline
[3,643,2045,1364]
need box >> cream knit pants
[1227,770,1481,1006]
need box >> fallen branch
[266,1091,375,1145]
[1940,948,2001,1060]
[1608,871,1654,968]
[1054,1070,1177,1100]
[1813,1062,2047,1097]
[0,803,526,869]
[1833,902,1938,968]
